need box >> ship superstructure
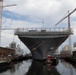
[15,27,72,60]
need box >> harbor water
[0,59,76,75]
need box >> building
[15,44,23,56]
[60,45,72,57]
[9,41,16,50]
[9,41,23,56]
[73,42,76,51]
[62,45,71,51]
[0,47,15,58]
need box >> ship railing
[15,27,73,34]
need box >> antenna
[0,0,16,47]
[42,19,44,28]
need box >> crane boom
[1,28,17,30]
[0,4,17,7]
[55,8,76,26]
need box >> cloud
[2,17,42,29]
[3,0,76,26]
[1,17,42,53]
[2,10,43,24]
[1,0,76,52]
[1,30,30,53]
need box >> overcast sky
[1,0,76,53]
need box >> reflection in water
[0,59,76,75]
[72,64,76,70]
[60,60,71,68]
[0,60,32,75]
[57,60,76,75]
[26,60,60,75]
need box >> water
[0,59,76,75]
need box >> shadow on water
[0,62,12,73]
[26,59,60,75]
[0,65,9,73]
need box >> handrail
[15,27,72,33]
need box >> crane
[55,8,76,54]
[55,8,76,27]
[55,8,76,32]
[0,0,16,46]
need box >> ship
[15,27,72,60]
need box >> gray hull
[15,28,72,60]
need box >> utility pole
[0,0,16,47]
